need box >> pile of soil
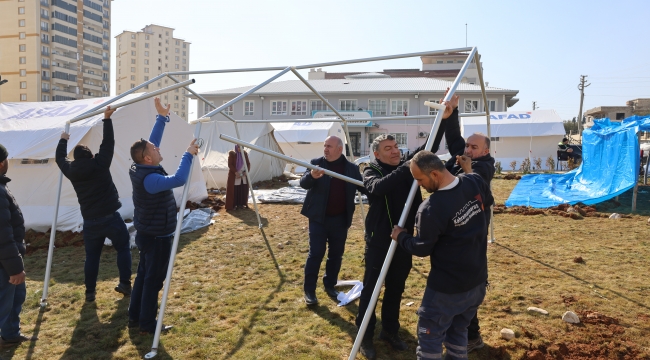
[24,229,84,255]
[186,192,225,211]
[252,175,291,190]
[493,203,627,220]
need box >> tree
[563,120,579,135]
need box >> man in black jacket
[0,144,37,347]
[392,151,493,360]
[56,106,132,302]
[300,136,364,306]
[356,98,457,359]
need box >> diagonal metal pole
[474,52,496,243]
[146,122,202,359]
[290,67,366,229]
[348,47,478,360]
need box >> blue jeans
[416,283,486,360]
[82,211,132,293]
[0,267,26,340]
[304,214,348,292]
[128,233,173,332]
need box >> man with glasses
[56,106,132,302]
[128,97,198,335]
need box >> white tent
[198,120,286,188]
[271,121,346,171]
[0,95,208,232]
[462,109,566,167]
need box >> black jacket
[363,144,427,250]
[55,119,121,219]
[450,154,496,184]
[130,164,178,236]
[0,175,26,276]
[398,173,494,293]
[300,156,365,228]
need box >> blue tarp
[506,115,650,208]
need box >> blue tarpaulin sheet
[506,115,650,208]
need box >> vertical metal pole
[644,153,649,185]
[475,52,496,243]
[40,123,70,307]
[145,123,202,359]
[632,183,638,212]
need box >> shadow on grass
[226,207,270,227]
[223,227,285,359]
[128,327,173,360]
[495,243,650,311]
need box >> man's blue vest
[129,164,177,236]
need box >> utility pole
[577,75,590,142]
[532,101,537,110]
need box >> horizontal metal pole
[167,66,288,76]
[295,47,473,70]
[68,79,195,124]
[230,113,484,124]
[220,134,363,187]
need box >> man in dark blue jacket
[392,151,493,360]
[0,144,37,347]
[300,136,364,306]
[56,106,132,302]
[128,97,198,334]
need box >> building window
[464,99,479,113]
[271,100,287,115]
[42,95,50,101]
[131,59,136,64]
[131,34,135,39]
[131,42,135,47]
[447,60,454,63]
[175,40,179,45]
[20,82,27,89]
[144,76,149,81]
[145,43,149,48]
[131,51,136,56]
[427,100,440,115]
[182,51,186,56]
[244,101,254,116]
[310,99,329,113]
[131,84,135,89]
[19,32,26,39]
[339,99,357,111]
[390,99,409,115]
[175,64,179,69]
[204,101,211,114]
[20,70,26,77]
[20,57,26,64]
[222,101,234,116]
[19,44,26,52]
[19,20,25,27]
[486,100,496,112]
[144,59,149,65]
[290,100,307,116]
[130,75,135,80]
[175,48,179,53]
[131,67,135,72]
[20,94,27,101]
[616,112,625,120]
[145,51,149,56]
[368,99,387,116]
[175,56,179,61]
[436,60,443,64]
[490,137,500,142]
[367,132,385,146]
[19,7,25,14]
[145,35,149,40]
[174,103,179,109]
[389,133,408,148]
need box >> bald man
[299,136,365,306]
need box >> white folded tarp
[0,95,208,232]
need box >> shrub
[546,156,555,171]
[509,160,517,172]
[568,157,578,170]
[520,158,531,174]
[495,161,502,175]
[534,157,542,172]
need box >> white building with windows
[193,76,519,157]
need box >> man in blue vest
[127,97,198,335]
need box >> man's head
[410,151,448,193]
[0,143,8,175]
[562,137,569,144]
[131,139,163,165]
[372,134,401,166]
[323,136,343,162]
[464,133,490,160]
[73,145,93,160]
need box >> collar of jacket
[0,174,10,185]
[373,158,400,172]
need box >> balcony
[102,65,109,71]
[103,0,109,8]
[41,38,49,44]
[41,88,50,93]
[102,55,108,60]
[103,33,109,40]
[51,49,77,60]
[41,0,49,6]
[83,82,102,91]
[41,50,50,57]
[41,75,50,81]
[41,13,49,20]
[103,22,109,29]
[83,71,101,80]
[53,63,78,72]
[103,43,109,50]
[41,63,50,68]
[41,25,49,32]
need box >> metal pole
[211,113,487,124]
[40,122,70,307]
[475,52,496,244]
[167,66,288,76]
[68,79,195,124]
[349,47,478,360]
[645,153,649,185]
[220,135,363,187]
[146,122,202,359]
[193,67,292,123]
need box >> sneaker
[115,282,132,296]
[0,334,37,347]
[467,334,485,353]
[85,291,96,302]
[324,286,340,299]
[359,337,377,360]
[379,330,408,351]
[304,291,318,306]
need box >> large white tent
[271,121,346,171]
[0,95,208,232]
[462,109,566,167]
[198,120,286,188]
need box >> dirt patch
[185,192,226,212]
[24,229,84,255]
[504,174,522,180]
[495,203,626,220]
[561,295,578,306]
[252,175,291,190]
[573,256,584,263]
[579,310,620,325]
[519,339,646,360]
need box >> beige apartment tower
[115,24,190,121]
[0,0,111,103]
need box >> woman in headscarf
[226,145,251,210]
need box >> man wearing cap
[0,144,37,347]
[56,106,132,302]
[127,97,199,335]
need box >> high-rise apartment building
[0,0,112,103]
[115,24,190,121]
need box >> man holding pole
[355,98,457,358]
[391,151,493,360]
[300,136,365,305]
[55,106,132,302]
[127,98,198,334]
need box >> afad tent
[462,110,566,167]
[198,120,286,188]
[0,95,208,232]
[271,121,346,172]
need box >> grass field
[5,179,650,359]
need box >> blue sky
[110,0,650,120]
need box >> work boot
[359,336,377,360]
[324,286,340,299]
[304,291,318,306]
[467,334,485,353]
[85,291,96,302]
[115,282,132,296]
[379,330,408,351]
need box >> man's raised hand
[441,87,460,119]
[61,131,70,140]
[103,105,116,119]
[187,138,199,155]
[154,97,171,117]
[310,168,325,179]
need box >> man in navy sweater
[128,97,198,334]
[391,151,493,360]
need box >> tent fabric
[0,95,208,232]
[198,120,286,188]
[271,121,345,168]
[506,115,650,208]
[462,110,566,138]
